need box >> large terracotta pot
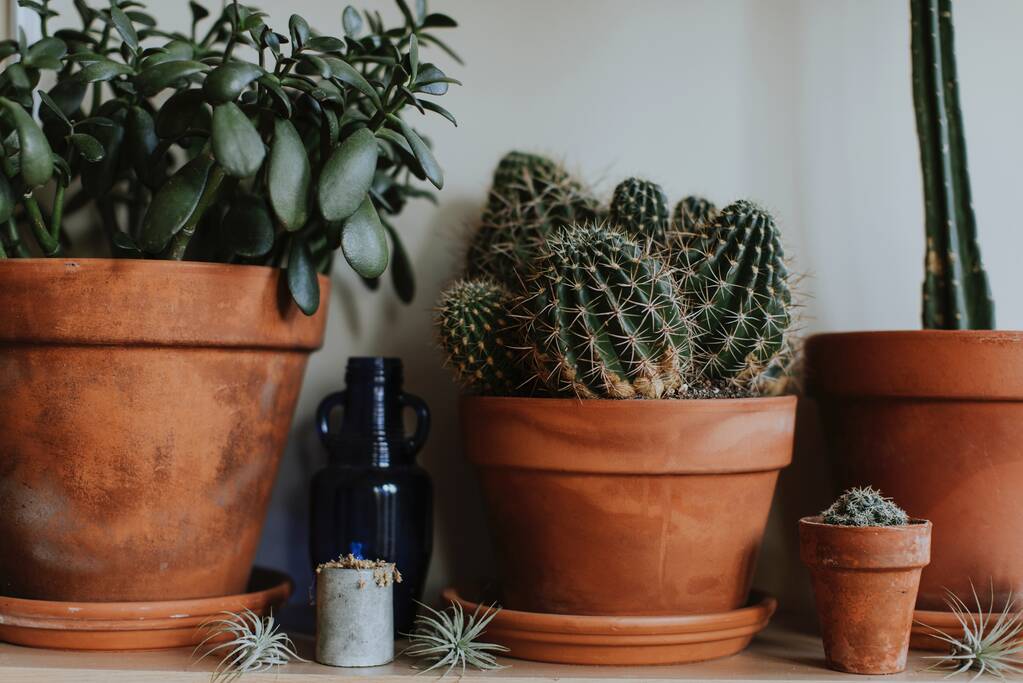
[805,330,1023,610]
[799,517,931,674]
[0,259,328,602]
[461,395,795,616]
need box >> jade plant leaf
[0,97,52,187]
[211,102,265,178]
[136,60,208,97]
[224,195,275,257]
[318,127,378,222]
[69,132,104,162]
[108,5,138,53]
[0,173,14,223]
[203,62,264,105]
[341,196,388,279]
[287,237,320,315]
[397,119,442,189]
[155,89,208,139]
[385,220,414,303]
[267,118,309,231]
[138,153,215,253]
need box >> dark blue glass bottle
[309,357,432,634]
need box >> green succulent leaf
[257,74,292,116]
[136,60,208,97]
[0,173,14,224]
[127,105,159,184]
[396,119,442,189]
[288,14,310,49]
[341,196,388,278]
[342,5,363,37]
[211,102,265,178]
[108,4,138,52]
[224,194,275,257]
[0,97,53,187]
[305,36,345,53]
[139,153,215,253]
[203,62,263,104]
[76,59,133,83]
[26,37,67,63]
[155,88,208,139]
[322,57,380,108]
[267,118,310,231]
[421,12,457,28]
[69,132,104,162]
[38,90,72,128]
[318,126,378,222]
[384,219,414,302]
[287,236,320,315]
[409,34,419,82]
[420,99,456,126]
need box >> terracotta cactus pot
[461,395,795,616]
[0,259,327,602]
[806,331,1023,610]
[799,516,931,674]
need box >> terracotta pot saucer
[911,607,1023,651]
[0,567,291,651]
[442,586,776,665]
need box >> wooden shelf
[0,624,992,682]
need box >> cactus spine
[672,196,718,234]
[911,0,994,329]
[523,224,690,399]
[608,178,670,245]
[678,200,791,384]
[435,278,524,394]
[821,487,909,527]
[466,152,597,288]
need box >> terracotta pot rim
[800,517,932,570]
[810,329,1023,340]
[0,257,328,350]
[799,515,932,529]
[461,394,796,409]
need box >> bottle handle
[399,392,430,454]
[316,391,347,448]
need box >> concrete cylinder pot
[316,559,399,667]
[799,516,932,674]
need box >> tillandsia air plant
[821,486,910,527]
[1,0,461,314]
[434,151,797,400]
[194,609,304,683]
[402,600,508,676]
[921,584,1023,680]
[911,0,994,329]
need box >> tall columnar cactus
[435,278,525,395]
[522,224,691,399]
[466,152,598,288]
[672,196,718,234]
[911,0,994,329]
[608,178,670,245]
[677,200,792,383]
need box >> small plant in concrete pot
[0,0,459,605]
[800,487,932,675]
[433,152,796,661]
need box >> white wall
[48,0,1023,613]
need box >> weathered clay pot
[461,395,795,616]
[806,331,1023,610]
[0,259,327,602]
[799,516,931,674]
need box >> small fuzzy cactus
[672,196,718,234]
[676,200,792,385]
[608,178,670,245]
[466,152,598,288]
[522,224,691,399]
[821,487,909,527]
[435,278,525,395]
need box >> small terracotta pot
[0,259,327,602]
[462,395,795,616]
[799,516,931,674]
[806,331,1023,610]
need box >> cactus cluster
[465,152,598,288]
[435,152,796,399]
[821,487,909,527]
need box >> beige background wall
[37,0,1023,616]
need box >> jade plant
[0,0,461,314]
[435,152,797,399]
[821,487,909,527]
[911,0,993,329]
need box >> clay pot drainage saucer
[911,607,1023,652]
[442,587,776,666]
[0,568,291,651]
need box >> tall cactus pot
[0,259,328,602]
[806,331,1023,611]
[461,395,795,615]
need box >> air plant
[402,600,508,676]
[194,609,304,683]
[921,584,1023,680]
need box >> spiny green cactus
[522,224,691,399]
[911,0,994,329]
[608,178,669,245]
[672,196,718,234]
[434,278,525,395]
[677,200,792,384]
[466,152,598,288]
[821,487,909,527]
